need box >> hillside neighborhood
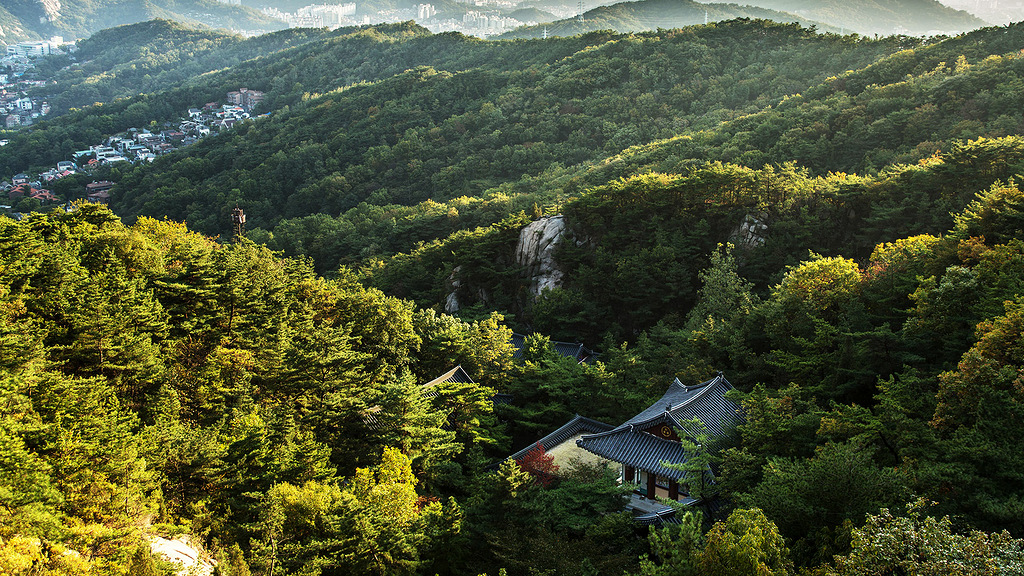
[0,39,73,128]
[1,88,265,214]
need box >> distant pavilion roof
[364,365,476,429]
[423,365,474,389]
[511,332,599,364]
[576,373,743,479]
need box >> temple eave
[576,433,689,481]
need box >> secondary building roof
[506,414,614,463]
[510,332,599,364]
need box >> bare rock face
[515,215,567,297]
[151,535,215,576]
[444,265,493,313]
[445,266,463,313]
[38,0,61,22]
[443,216,568,312]
[731,212,768,248]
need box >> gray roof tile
[577,373,743,476]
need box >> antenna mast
[577,0,584,22]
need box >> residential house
[41,169,62,182]
[226,88,265,112]
[29,189,57,203]
[86,181,114,204]
[85,181,114,194]
[9,184,53,202]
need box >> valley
[2,8,1024,576]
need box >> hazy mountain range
[0,0,994,44]
[0,0,284,42]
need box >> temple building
[576,372,743,503]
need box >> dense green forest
[7,15,1024,576]
[37,20,341,114]
[111,21,924,236]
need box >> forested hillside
[6,14,1024,576]
[38,20,340,114]
[104,21,918,236]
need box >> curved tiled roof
[577,373,743,476]
[423,365,474,388]
[578,423,692,480]
[623,372,742,437]
[422,365,475,398]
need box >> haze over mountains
[0,0,285,41]
[0,0,996,44]
[499,0,985,38]
[738,0,986,35]
[495,0,841,39]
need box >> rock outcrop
[515,215,567,297]
[445,266,463,313]
[151,535,215,576]
[730,212,768,248]
[443,215,568,312]
[38,0,61,22]
[443,265,491,313]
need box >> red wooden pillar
[646,472,656,498]
[624,465,635,484]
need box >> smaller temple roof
[501,414,614,465]
[423,365,474,388]
[364,366,476,429]
[422,365,474,399]
[511,333,599,364]
[634,506,687,527]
